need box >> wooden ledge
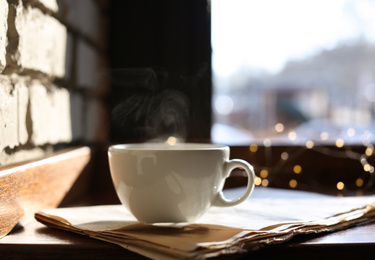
[0,147,91,238]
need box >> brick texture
[29,80,71,145]
[15,77,29,145]
[6,0,67,77]
[23,0,59,13]
[0,76,18,150]
[0,0,7,72]
[1,0,108,165]
[0,75,72,150]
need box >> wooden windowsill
[0,147,91,238]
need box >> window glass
[211,0,375,146]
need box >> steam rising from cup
[109,67,190,143]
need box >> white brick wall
[24,0,59,12]
[0,0,108,165]
[0,76,18,150]
[29,80,71,145]
[0,0,8,73]
[48,85,72,143]
[7,0,67,77]
[28,83,47,145]
[16,78,29,145]
[0,75,72,150]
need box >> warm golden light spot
[289,179,297,188]
[365,147,373,156]
[255,177,262,186]
[275,123,284,133]
[288,131,297,140]
[281,152,289,160]
[261,179,269,187]
[166,136,177,145]
[335,138,344,148]
[356,178,364,187]
[320,132,329,140]
[249,144,258,153]
[293,165,302,174]
[347,128,355,137]
[337,182,345,190]
[260,169,268,178]
[305,140,314,149]
[364,164,371,172]
[263,138,272,147]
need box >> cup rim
[108,143,229,151]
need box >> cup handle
[212,159,255,207]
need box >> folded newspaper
[35,188,375,259]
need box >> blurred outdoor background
[211,0,375,146]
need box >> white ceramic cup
[108,143,255,223]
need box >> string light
[305,140,314,149]
[288,131,297,141]
[260,169,269,178]
[166,136,177,145]
[356,178,364,187]
[249,144,258,153]
[281,152,289,160]
[347,128,356,137]
[248,128,374,194]
[335,138,344,148]
[275,123,284,133]
[293,165,302,174]
[366,146,373,156]
[255,177,262,186]
[289,179,298,188]
[263,138,272,147]
[337,182,345,191]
